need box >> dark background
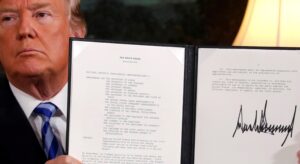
[81,0,248,46]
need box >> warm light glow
[233,0,300,47]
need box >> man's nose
[17,16,37,40]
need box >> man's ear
[70,25,86,38]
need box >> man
[0,0,85,163]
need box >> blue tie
[34,102,64,160]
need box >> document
[68,40,185,164]
[68,39,300,164]
[194,48,300,164]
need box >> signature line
[232,100,297,147]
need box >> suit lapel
[0,77,47,163]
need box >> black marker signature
[232,100,297,146]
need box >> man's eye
[34,11,53,24]
[1,16,14,22]
[35,12,51,18]
[0,15,17,26]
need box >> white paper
[68,41,185,164]
[195,48,300,164]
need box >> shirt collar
[9,83,68,119]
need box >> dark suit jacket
[0,74,47,163]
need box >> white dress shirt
[9,83,68,150]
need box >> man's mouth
[17,48,44,57]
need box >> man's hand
[297,151,300,164]
[45,155,81,164]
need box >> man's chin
[9,69,46,80]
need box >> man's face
[0,0,73,80]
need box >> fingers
[297,151,300,164]
[45,155,81,164]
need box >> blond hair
[68,0,87,36]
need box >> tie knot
[34,102,57,120]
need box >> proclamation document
[195,48,300,164]
[68,40,185,164]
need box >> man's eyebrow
[0,8,18,13]
[0,3,51,13]
[28,3,51,11]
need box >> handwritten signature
[232,100,297,146]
